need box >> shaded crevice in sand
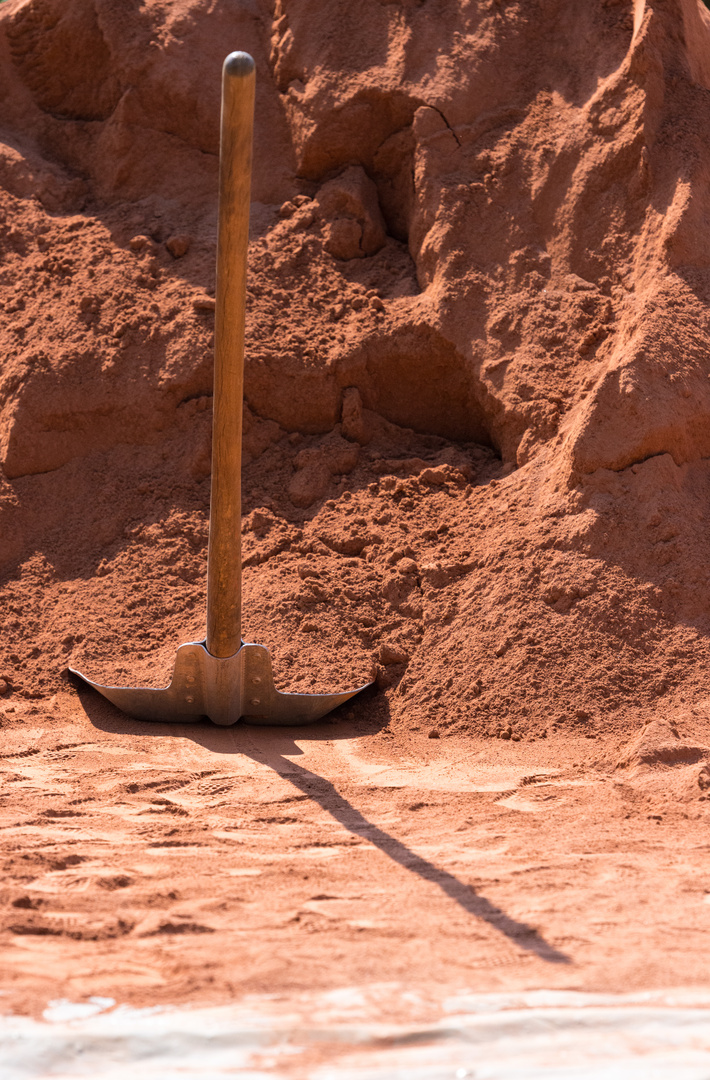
[336,330,494,447]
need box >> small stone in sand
[166,234,191,258]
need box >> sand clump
[616,717,710,773]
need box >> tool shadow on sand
[81,685,571,967]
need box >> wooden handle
[206,52,255,658]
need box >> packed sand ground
[1,0,710,1018]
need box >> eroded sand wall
[0,0,710,736]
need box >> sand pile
[5,0,710,1022]
[1,0,710,739]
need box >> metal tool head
[70,641,371,726]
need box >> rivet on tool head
[186,696,194,703]
[250,698,261,706]
[252,676,261,685]
[186,676,195,684]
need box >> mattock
[70,52,372,726]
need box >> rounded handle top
[223,51,255,79]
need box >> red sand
[2,0,710,1016]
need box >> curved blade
[70,640,372,726]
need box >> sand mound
[616,718,710,772]
[6,0,710,1023]
[0,0,710,739]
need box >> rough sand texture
[3,708,710,1018]
[1,0,710,1015]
